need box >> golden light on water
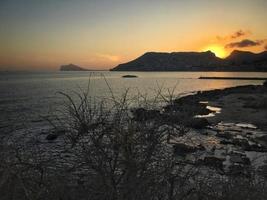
[202,45,228,58]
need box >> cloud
[231,30,247,39]
[265,45,267,51]
[216,30,249,41]
[225,39,264,49]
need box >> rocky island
[60,63,90,71]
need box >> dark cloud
[231,30,247,39]
[265,45,267,51]
[225,39,264,49]
[216,30,249,42]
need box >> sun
[202,45,227,58]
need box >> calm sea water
[1,71,267,134]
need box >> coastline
[173,81,267,130]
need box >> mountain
[60,64,89,71]
[111,50,267,71]
[111,51,222,71]
[226,50,267,62]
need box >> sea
[1,71,267,135]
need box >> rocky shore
[132,81,267,175]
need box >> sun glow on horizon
[202,45,228,58]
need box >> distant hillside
[111,50,267,71]
[60,64,89,71]
[224,50,267,71]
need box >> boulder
[244,143,267,152]
[173,143,204,156]
[46,129,65,141]
[232,138,250,149]
[46,133,58,141]
[230,153,251,165]
[187,118,210,129]
[217,131,233,139]
[228,164,246,176]
[198,156,225,170]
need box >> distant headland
[60,64,90,71]
[110,50,267,72]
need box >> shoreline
[199,76,267,80]
[173,81,267,130]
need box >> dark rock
[173,143,204,155]
[46,129,65,141]
[161,112,190,124]
[243,98,267,109]
[258,164,267,178]
[198,156,225,170]
[187,118,210,129]
[217,131,233,139]
[232,138,250,149]
[230,153,251,165]
[122,75,138,78]
[228,164,246,176]
[132,108,160,121]
[255,135,267,143]
[56,129,66,135]
[244,143,267,152]
[220,140,234,145]
[46,133,58,141]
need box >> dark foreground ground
[1,81,267,200]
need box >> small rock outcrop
[186,118,210,129]
[122,75,138,78]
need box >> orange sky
[0,0,267,70]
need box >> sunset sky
[1,0,267,70]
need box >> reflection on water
[206,105,221,113]
[195,104,222,118]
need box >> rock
[187,118,210,129]
[217,131,233,139]
[254,136,267,151]
[56,129,66,135]
[232,138,250,149]
[132,108,160,121]
[122,75,138,78]
[255,135,267,143]
[258,164,267,178]
[228,164,246,176]
[46,129,65,141]
[46,133,58,141]
[198,156,225,170]
[244,143,267,152]
[230,153,251,165]
[220,140,234,145]
[173,143,204,155]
